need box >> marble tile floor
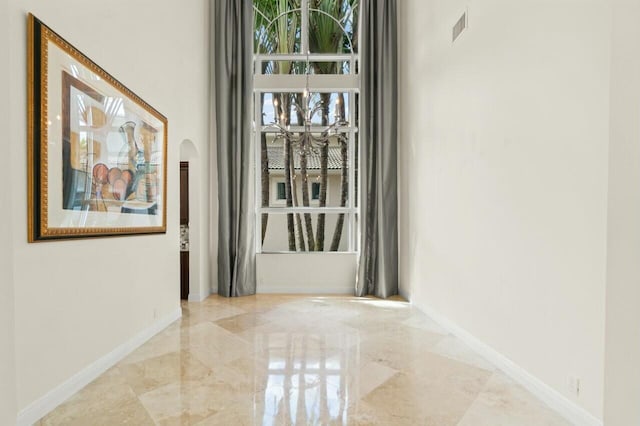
[38,295,571,425]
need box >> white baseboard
[257,285,354,294]
[188,291,210,302]
[417,303,602,426]
[398,287,411,301]
[16,308,182,426]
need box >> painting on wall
[27,13,167,241]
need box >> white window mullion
[254,74,360,92]
[255,92,263,253]
[348,92,356,252]
[356,89,362,253]
[260,125,358,133]
[256,54,354,63]
[262,207,356,214]
[301,0,309,54]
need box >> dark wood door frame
[180,161,189,300]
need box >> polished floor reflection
[39,295,570,425]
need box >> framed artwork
[27,14,168,242]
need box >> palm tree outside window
[253,0,360,253]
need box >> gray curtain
[356,0,398,298]
[214,0,256,297]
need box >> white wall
[604,1,640,424]
[7,0,210,416]
[0,0,18,423]
[399,0,610,420]
[257,254,357,294]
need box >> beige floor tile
[401,312,449,335]
[181,302,247,326]
[192,400,264,426]
[43,398,155,426]
[138,380,220,425]
[214,311,272,334]
[458,372,572,426]
[119,350,212,395]
[185,322,257,368]
[117,323,184,367]
[430,335,496,372]
[38,295,571,426]
[358,329,445,371]
[40,368,154,425]
[362,352,493,425]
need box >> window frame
[275,181,286,202]
[253,0,360,254]
[311,182,321,201]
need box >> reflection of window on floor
[256,332,359,424]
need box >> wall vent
[452,11,467,42]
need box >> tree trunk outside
[285,140,296,251]
[290,152,306,251]
[280,93,296,251]
[300,149,316,250]
[330,92,348,251]
[314,146,328,251]
[314,93,331,251]
[294,94,315,250]
[261,93,270,245]
[330,139,348,251]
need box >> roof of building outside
[267,145,344,170]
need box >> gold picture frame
[27,13,168,242]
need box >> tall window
[253,0,360,253]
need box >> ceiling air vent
[452,11,467,43]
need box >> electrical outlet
[567,376,581,397]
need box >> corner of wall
[0,0,17,423]
[604,1,640,424]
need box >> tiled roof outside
[267,145,344,170]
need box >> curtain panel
[356,0,399,298]
[213,0,256,297]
